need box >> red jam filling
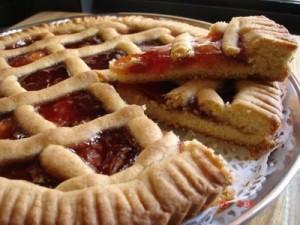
[18,63,69,91]
[70,127,141,175]
[114,40,246,75]
[8,49,48,67]
[0,160,60,188]
[83,50,127,70]
[36,91,108,127]
[0,113,28,140]
[6,36,42,50]
[64,35,102,49]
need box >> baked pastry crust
[110,16,298,82]
[0,15,232,225]
[116,79,283,157]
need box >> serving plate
[2,12,300,225]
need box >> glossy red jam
[8,49,48,67]
[0,113,28,139]
[70,127,141,175]
[36,91,108,127]
[6,36,41,50]
[18,63,69,91]
[64,35,102,48]
[83,50,127,70]
[0,159,60,188]
[113,40,246,76]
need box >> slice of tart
[110,16,297,82]
[115,79,284,157]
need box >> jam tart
[0,15,233,225]
[110,16,298,83]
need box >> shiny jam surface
[70,127,141,175]
[0,113,28,140]
[6,36,41,50]
[114,40,246,75]
[0,159,60,188]
[18,63,69,91]
[83,50,127,70]
[64,35,102,49]
[8,49,48,67]
[36,91,108,127]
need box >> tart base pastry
[116,79,284,157]
[110,16,298,82]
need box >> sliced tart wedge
[115,79,284,157]
[110,16,297,82]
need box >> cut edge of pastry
[115,83,282,158]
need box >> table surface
[12,11,300,225]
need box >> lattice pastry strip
[0,15,209,102]
[0,16,199,72]
[0,26,179,96]
[0,68,161,177]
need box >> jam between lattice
[0,160,60,188]
[70,127,141,175]
[0,33,147,188]
[5,36,42,50]
[36,91,108,127]
[18,63,69,91]
[0,114,57,187]
[0,113,28,140]
[0,127,141,187]
[83,50,127,70]
[8,49,48,67]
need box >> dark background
[1,0,300,33]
